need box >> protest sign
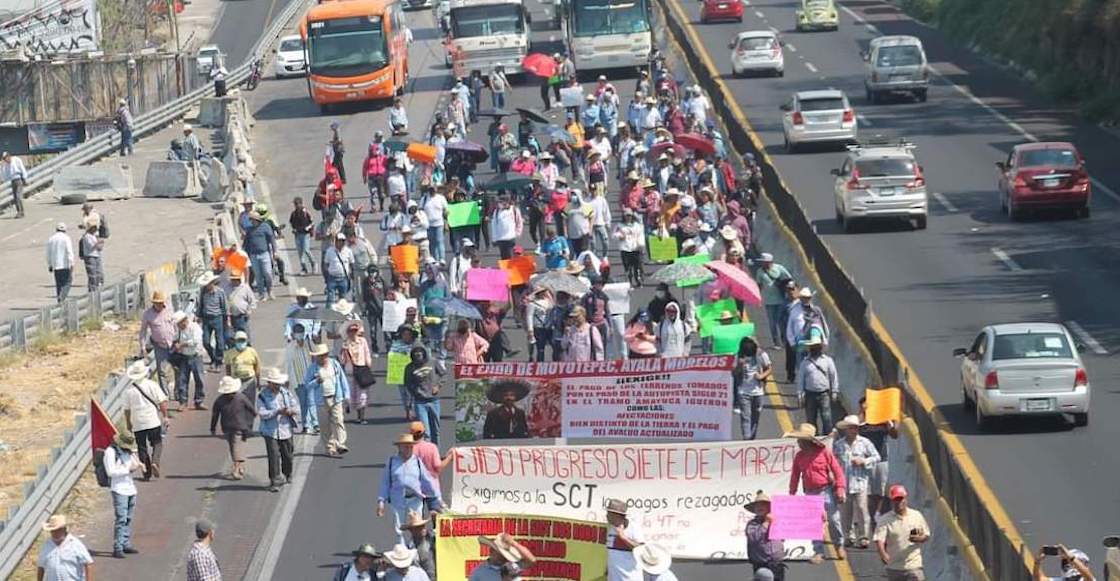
[386,352,410,385]
[768,495,825,540]
[448,201,482,228]
[499,256,537,287]
[711,322,756,354]
[864,387,902,425]
[390,244,419,274]
[453,356,733,442]
[450,439,814,560]
[603,282,630,317]
[382,298,417,333]
[466,268,511,302]
[436,514,607,581]
[697,298,738,338]
[647,235,678,263]
[560,86,584,108]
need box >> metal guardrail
[0,280,144,353]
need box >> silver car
[832,138,928,231]
[729,30,785,77]
[863,35,929,103]
[954,323,1091,430]
[780,89,858,152]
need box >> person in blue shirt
[303,344,350,457]
[257,367,301,492]
[599,91,620,139]
[418,261,449,364]
[540,226,571,271]
[580,95,601,135]
[377,433,443,544]
[242,212,276,300]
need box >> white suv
[832,138,928,231]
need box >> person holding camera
[1033,544,1095,581]
[873,485,930,581]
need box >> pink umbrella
[649,141,685,159]
[675,133,716,156]
[705,260,762,306]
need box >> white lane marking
[754,10,766,19]
[856,113,872,126]
[805,62,818,73]
[990,247,1022,271]
[786,43,797,53]
[864,23,878,35]
[932,192,958,212]
[1066,320,1108,355]
[0,217,51,242]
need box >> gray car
[863,35,929,103]
[780,89,858,152]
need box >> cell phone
[1041,545,1060,556]
[1104,536,1120,549]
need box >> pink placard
[767,494,825,540]
[465,268,511,302]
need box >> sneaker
[269,484,280,493]
[112,550,125,559]
[123,547,139,554]
[194,403,208,410]
[337,446,350,454]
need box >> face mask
[235,342,248,351]
[293,332,305,341]
[655,291,666,299]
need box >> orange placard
[407,143,437,165]
[499,255,537,287]
[390,244,419,274]
[864,387,902,425]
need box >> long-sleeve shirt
[175,321,204,357]
[384,566,431,581]
[227,284,258,316]
[257,387,300,439]
[562,324,602,362]
[323,245,354,279]
[613,222,644,253]
[210,392,257,434]
[285,340,313,387]
[786,304,830,346]
[378,453,442,507]
[833,435,880,495]
[789,446,846,496]
[446,331,488,364]
[797,353,838,394]
[186,541,223,581]
[242,222,276,256]
[489,206,521,242]
[404,362,440,402]
[140,306,177,349]
[589,196,612,228]
[46,232,74,270]
[79,232,102,259]
[2,156,28,181]
[303,357,351,403]
[103,445,139,496]
[756,264,793,306]
[198,287,228,318]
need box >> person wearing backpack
[123,360,168,481]
[103,429,142,558]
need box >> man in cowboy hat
[332,544,382,581]
[744,491,786,580]
[377,433,443,542]
[258,367,300,492]
[124,360,168,481]
[605,498,643,580]
[210,376,257,480]
[224,330,262,401]
[796,335,838,434]
[304,342,350,457]
[286,322,318,435]
[873,485,930,580]
[196,271,230,370]
[226,270,258,345]
[382,543,429,580]
[469,533,537,580]
[399,510,436,579]
[785,422,847,562]
[753,252,792,350]
[186,518,221,581]
[833,415,880,549]
[482,381,530,439]
[103,429,142,558]
[786,286,829,357]
[37,514,94,580]
[634,544,678,580]
[285,287,320,341]
[139,289,177,393]
[172,311,206,410]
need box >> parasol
[529,271,588,297]
[516,107,550,124]
[650,141,686,159]
[521,53,558,78]
[651,260,715,284]
[484,173,534,191]
[446,141,489,163]
[430,296,483,320]
[675,132,717,156]
[705,260,762,306]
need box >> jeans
[250,252,273,295]
[111,492,136,552]
[809,486,844,558]
[496,239,515,260]
[295,384,319,430]
[593,225,610,257]
[52,268,72,303]
[152,344,173,395]
[398,386,415,418]
[804,391,834,435]
[325,275,350,306]
[841,491,870,542]
[532,327,551,362]
[294,232,315,273]
[119,127,133,156]
[200,315,225,364]
[428,225,446,263]
[84,256,103,291]
[134,426,163,477]
[414,399,441,446]
[10,178,25,216]
[175,355,205,404]
[424,322,446,362]
[765,304,785,347]
[264,436,294,485]
[737,393,763,440]
[390,495,425,545]
[491,91,505,109]
[229,315,251,346]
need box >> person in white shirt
[489,196,522,260]
[421,188,449,264]
[613,210,645,288]
[37,514,94,581]
[605,499,643,581]
[634,544,679,581]
[2,151,28,218]
[123,360,168,480]
[448,239,475,297]
[172,311,207,409]
[588,187,612,257]
[46,222,75,303]
[103,430,142,558]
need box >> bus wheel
[319,103,330,115]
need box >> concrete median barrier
[52,164,135,202]
[142,161,202,198]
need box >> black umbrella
[446,141,489,163]
[477,108,513,118]
[284,305,350,322]
[516,107,550,124]
[484,173,534,191]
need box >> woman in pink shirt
[444,319,489,364]
[561,306,603,362]
[340,322,375,424]
[510,150,536,176]
[786,423,848,563]
[624,309,658,359]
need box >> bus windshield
[572,0,650,37]
[307,15,389,77]
[451,4,525,38]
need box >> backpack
[94,444,119,487]
[98,214,109,238]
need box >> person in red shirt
[408,421,451,494]
[786,422,848,563]
[620,171,643,214]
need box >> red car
[701,0,743,23]
[997,142,1091,220]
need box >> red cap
[889,484,908,500]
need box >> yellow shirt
[224,347,260,380]
[873,507,929,571]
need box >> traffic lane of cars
[209,0,298,68]
[678,0,1120,560]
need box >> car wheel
[975,399,992,430]
[319,103,331,115]
[731,66,741,78]
[737,15,743,23]
[776,68,784,77]
[1073,412,1089,427]
[915,215,927,230]
[961,381,974,410]
[842,214,856,233]
[59,193,88,205]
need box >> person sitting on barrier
[1033,545,1095,581]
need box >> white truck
[445,0,531,75]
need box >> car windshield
[877,44,923,67]
[572,0,651,37]
[1019,148,1078,168]
[856,158,915,177]
[279,38,303,52]
[799,97,844,111]
[739,37,774,50]
[805,0,831,8]
[451,4,525,37]
[308,16,389,77]
[992,332,1073,360]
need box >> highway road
[671,0,1120,566]
[209,0,298,67]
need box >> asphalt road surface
[209,0,298,67]
[673,0,1120,565]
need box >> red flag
[90,398,117,451]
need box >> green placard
[386,352,410,385]
[674,254,712,287]
[648,235,678,263]
[711,322,756,354]
[698,298,739,338]
[447,201,481,228]
[675,254,710,265]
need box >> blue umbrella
[431,296,482,319]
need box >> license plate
[717,3,728,7]
[877,187,897,196]
[346,92,359,99]
[1024,398,1052,411]
[1042,178,1060,188]
[890,74,909,80]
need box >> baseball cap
[888,484,908,500]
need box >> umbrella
[446,141,489,163]
[384,139,409,153]
[675,133,716,156]
[522,53,558,78]
[705,260,762,306]
[651,260,714,284]
[537,123,576,144]
[431,296,482,320]
[407,142,438,164]
[529,271,588,297]
[284,306,350,322]
[516,107,550,124]
[477,108,513,118]
[484,173,533,191]
[650,141,685,159]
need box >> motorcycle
[245,59,262,91]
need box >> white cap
[760,252,774,262]
[56,222,67,232]
[461,238,475,247]
[798,287,813,298]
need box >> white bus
[566,0,653,71]
[445,0,531,76]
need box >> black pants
[485,331,508,362]
[621,250,643,286]
[497,240,515,260]
[134,426,163,478]
[263,436,294,485]
[214,79,227,97]
[784,343,797,382]
[528,209,544,244]
[540,82,551,109]
[333,152,346,183]
[10,178,24,217]
[52,268,72,303]
[570,235,588,256]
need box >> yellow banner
[436,514,607,581]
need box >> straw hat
[125,360,149,381]
[398,510,430,531]
[836,414,863,430]
[394,433,417,445]
[217,376,242,395]
[151,290,167,304]
[197,272,218,286]
[309,343,330,357]
[783,423,824,445]
[295,287,312,298]
[113,431,136,451]
[478,534,522,562]
[719,225,738,240]
[261,367,289,385]
[42,514,68,532]
[743,490,772,512]
[383,544,417,568]
[352,543,381,559]
[605,498,629,516]
[563,262,585,275]
[634,544,673,575]
[331,299,355,316]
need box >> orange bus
[299,0,409,113]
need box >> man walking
[197,272,229,370]
[285,323,318,434]
[226,272,257,343]
[243,211,276,301]
[377,433,443,541]
[186,519,222,581]
[123,360,168,480]
[46,223,74,302]
[874,485,930,580]
[172,311,206,409]
[2,151,28,218]
[304,343,350,457]
[139,290,177,394]
[754,253,791,349]
[79,223,104,292]
[797,337,839,434]
[114,99,134,157]
[257,367,300,492]
[289,197,316,274]
[833,415,880,549]
[323,232,354,307]
[786,423,847,562]
[103,430,141,558]
[37,514,94,581]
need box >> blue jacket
[303,357,350,404]
[243,221,275,256]
[257,387,301,439]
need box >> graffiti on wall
[0,0,100,55]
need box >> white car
[954,322,1091,430]
[780,89,857,152]
[273,35,306,78]
[729,30,784,77]
[196,45,222,76]
[832,138,928,231]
